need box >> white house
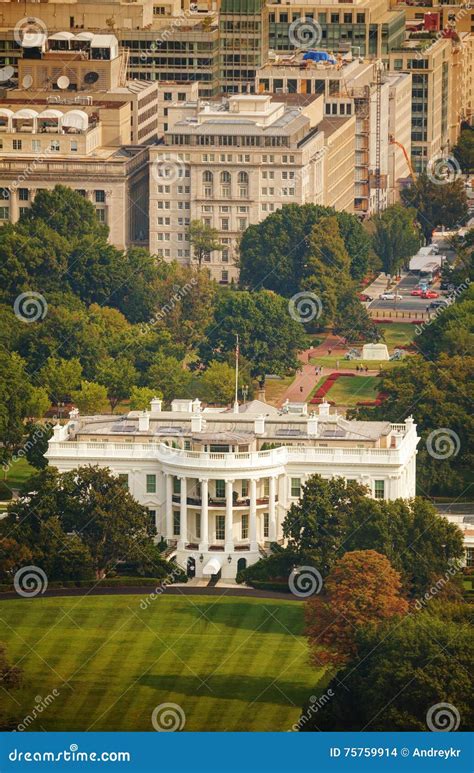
[46,398,419,580]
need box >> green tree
[71,380,109,415]
[188,220,222,268]
[38,356,83,403]
[372,203,421,276]
[239,204,370,295]
[145,354,191,403]
[305,550,408,666]
[201,289,306,381]
[0,537,33,581]
[304,216,352,325]
[23,185,108,242]
[129,386,161,411]
[283,476,369,574]
[23,421,53,470]
[300,611,474,731]
[199,360,237,404]
[0,642,22,730]
[0,352,32,473]
[416,284,473,360]
[401,174,468,241]
[452,127,474,174]
[333,291,382,342]
[25,387,50,419]
[96,356,138,411]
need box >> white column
[225,479,234,551]
[249,478,257,551]
[269,476,277,542]
[165,473,173,542]
[199,478,209,551]
[178,476,187,549]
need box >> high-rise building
[0,32,151,248]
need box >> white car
[379,292,403,300]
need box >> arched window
[220,171,231,184]
[203,170,213,183]
[238,171,248,184]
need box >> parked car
[411,289,424,296]
[429,299,450,310]
[422,290,439,299]
[358,293,373,302]
[379,292,403,300]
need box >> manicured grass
[309,354,400,371]
[326,376,379,406]
[0,595,321,731]
[265,376,293,405]
[2,458,35,496]
[376,322,415,349]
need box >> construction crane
[374,60,383,215]
[388,135,417,184]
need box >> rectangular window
[148,509,156,530]
[95,190,105,203]
[13,139,22,150]
[241,479,248,497]
[146,474,156,493]
[195,513,201,540]
[118,474,128,490]
[216,514,225,540]
[173,477,181,495]
[263,512,269,538]
[70,140,78,152]
[241,514,249,540]
[18,188,29,201]
[215,479,225,498]
[291,477,301,497]
[263,479,269,497]
[374,480,385,499]
[173,511,180,535]
[32,140,41,152]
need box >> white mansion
[46,397,419,580]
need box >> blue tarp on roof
[302,50,336,63]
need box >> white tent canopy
[13,109,38,119]
[38,109,63,120]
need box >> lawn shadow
[156,599,305,634]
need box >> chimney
[138,412,150,432]
[150,397,162,412]
[191,412,203,433]
[254,415,265,435]
[307,414,318,437]
[318,400,330,417]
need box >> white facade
[46,398,419,580]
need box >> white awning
[62,109,89,130]
[21,32,47,48]
[38,109,63,120]
[49,31,75,41]
[13,109,38,119]
[202,558,222,576]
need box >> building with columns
[46,396,420,580]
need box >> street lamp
[227,554,232,564]
[242,384,248,404]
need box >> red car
[411,289,424,296]
[422,290,439,299]
[358,293,373,302]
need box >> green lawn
[0,594,322,732]
[326,376,379,406]
[2,458,35,497]
[375,322,415,349]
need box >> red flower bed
[311,372,357,402]
[310,397,335,405]
[373,319,393,324]
[356,399,382,407]
[411,320,424,325]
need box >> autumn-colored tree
[0,537,33,581]
[305,550,408,667]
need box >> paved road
[0,585,301,602]
[369,273,443,314]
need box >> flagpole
[233,334,239,414]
